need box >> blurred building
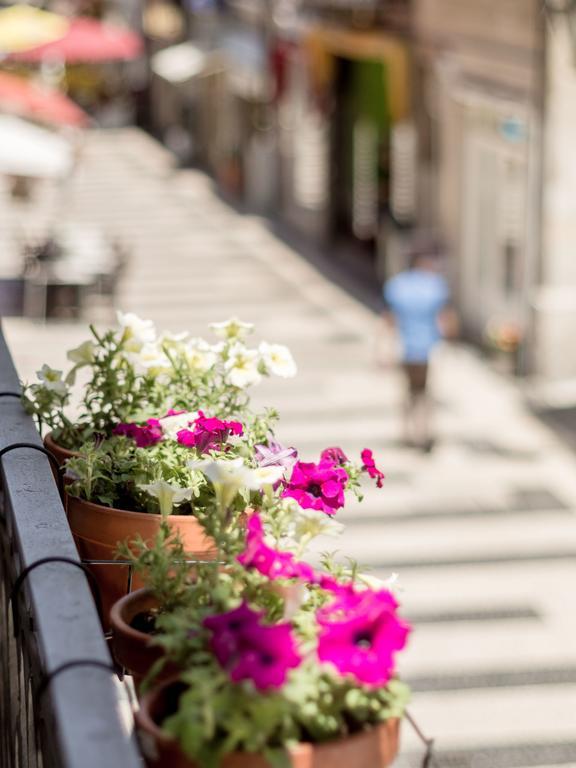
[413,0,541,374]
[139,0,576,385]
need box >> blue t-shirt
[384,270,450,363]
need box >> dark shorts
[403,363,428,394]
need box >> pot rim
[65,493,206,524]
[44,431,81,457]
[137,675,184,748]
[137,677,400,758]
[110,587,157,644]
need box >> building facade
[148,0,576,384]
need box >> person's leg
[404,364,432,450]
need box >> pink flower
[320,446,349,466]
[204,602,263,666]
[317,588,410,687]
[203,601,302,690]
[238,514,315,581]
[255,441,298,470]
[177,410,243,453]
[229,622,302,690]
[282,460,348,516]
[113,419,163,448]
[361,449,385,488]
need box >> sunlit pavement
[3,128,576,767]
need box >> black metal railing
[0,324,141,768]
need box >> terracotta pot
[136,678,400,768]
[43,431,80,467]
[110,588,179,692]
[66,495,218,627]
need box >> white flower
[158,410,198,439]
[66,340,95,366]
[250,466,286,487]
[210,318,254,341]
[138,480,194,516]
[259,342,297,378]
[159,330,189,345]
[189,457,281,508]
[130,343,171,374]
[189,457,250,508]
[185,338,217,372]
[36,364,68,397]
[290,504,345,540]
[117,311,156,353]
[158,330,189,355]
[225,344,261,388]
[358,572,401,593]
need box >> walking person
[383,244,456,452]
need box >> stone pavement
[3,128,576,767]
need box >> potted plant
[484,318,523,375]
[111,444,387,690]
[125,450,409,768]
[22,313,297,457]
[22,313,299,621]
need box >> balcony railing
[0,323,141,768]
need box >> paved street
[3,128,576,767]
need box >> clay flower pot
[43,431,80,467]
[66,495,218,626]
[43,431,81,486]
[136,679,400,768]
[110,588,179,692]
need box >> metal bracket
[37,660,117,699]
[10,556,103,635]
[406,709,437,767]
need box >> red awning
[0,72,88,127]
[10,17,143,63]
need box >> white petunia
[117,311,156,353]
[225,344,261,388]
[158,329,189,354]
[138,480,194,516]
[66,340,95,366]
[290,505,345,540]
[210,318,254,341]
[259,342,297,378]
[36,364,68,397]
[189,457,281,509]
[358,572,401,593]
[158,410,198,439]
[185,338,217,372]
[189,457,250,508]
[130,343,171,374]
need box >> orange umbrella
[0,72,88,127]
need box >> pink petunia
[113,419,163,448]
[361,449,385,488]
[204,602,263,666]
[177,410,243,453]
[229,622,302,690]
[317,587,410,687]
[282,460,348,516]
[203,601,302,690]
[238,514,315,581]
[320,446,349,467]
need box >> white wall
[534,19,576,381]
